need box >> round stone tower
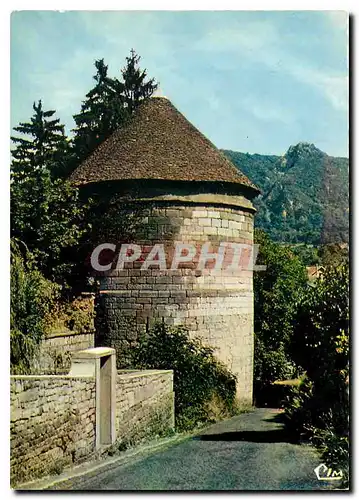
[71,96,260,403]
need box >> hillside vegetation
[223,143,349,245]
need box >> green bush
[253,230,307,404]
[313,427,349,488]
[283,377,315,438]
[284,384,349,488]
[47,295,95,335]
[129,323,238,431]
[10,240,60,374]
[283,263,349,488]
[290,264,349,386]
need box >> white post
[69,347,116,448]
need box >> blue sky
[10,10,348,157]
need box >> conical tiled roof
[70,97,259,193]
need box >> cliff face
[223,143,349,245]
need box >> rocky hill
[223,143,349,245]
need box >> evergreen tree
[11,102,88,283]
[11,100,69,180]
[121,49,158,114]
[72,50,158,165]
[72,58,127,164]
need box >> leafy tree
[72,50,158,166]
[318,243,349,267]
[288,244,320,266]
[290,264,349,410]
[284,263,349,486]
[253,229,308,402]
[11,102,88,283]
[10,239,60,374]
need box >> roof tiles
[70,97,259,193]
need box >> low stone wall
[33,331,95,374]
[10,366,175,487]
[10,376,96,486]
[116,370,174,445]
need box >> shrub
[313,428,349,488]
[129,323,238,431]
[10,239,60,374]
[253,230,308,403]
[47,295,95,335]
[290,264,349,388]
[284,263,349,488]
[283,377,315,438]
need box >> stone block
[192,210,208,218]
[198,217,212,227]
[211,218,221,227]
[139,290,159,298]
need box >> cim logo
[314,463,343,481]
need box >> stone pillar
[70,347,116,447]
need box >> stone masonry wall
[10,376,96,486]
[10,369,175,487]
[115,370,174,445]
[33,332,95,374]
[96,204,254,403]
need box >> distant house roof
[70,96,259,193]
[306,265,324,281]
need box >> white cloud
[193,17,348,113]
[289,65,348,111]
[194,20,279,53]
[10,11,348,155]
[240,96,295,125]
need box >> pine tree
[11,100,70,180]
[72,58,127,163]
[11,102,88,282]
[121,49,158,114]
[72,51,158,165]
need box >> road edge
[15,432,191,491]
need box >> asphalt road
[60,408,331,491]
